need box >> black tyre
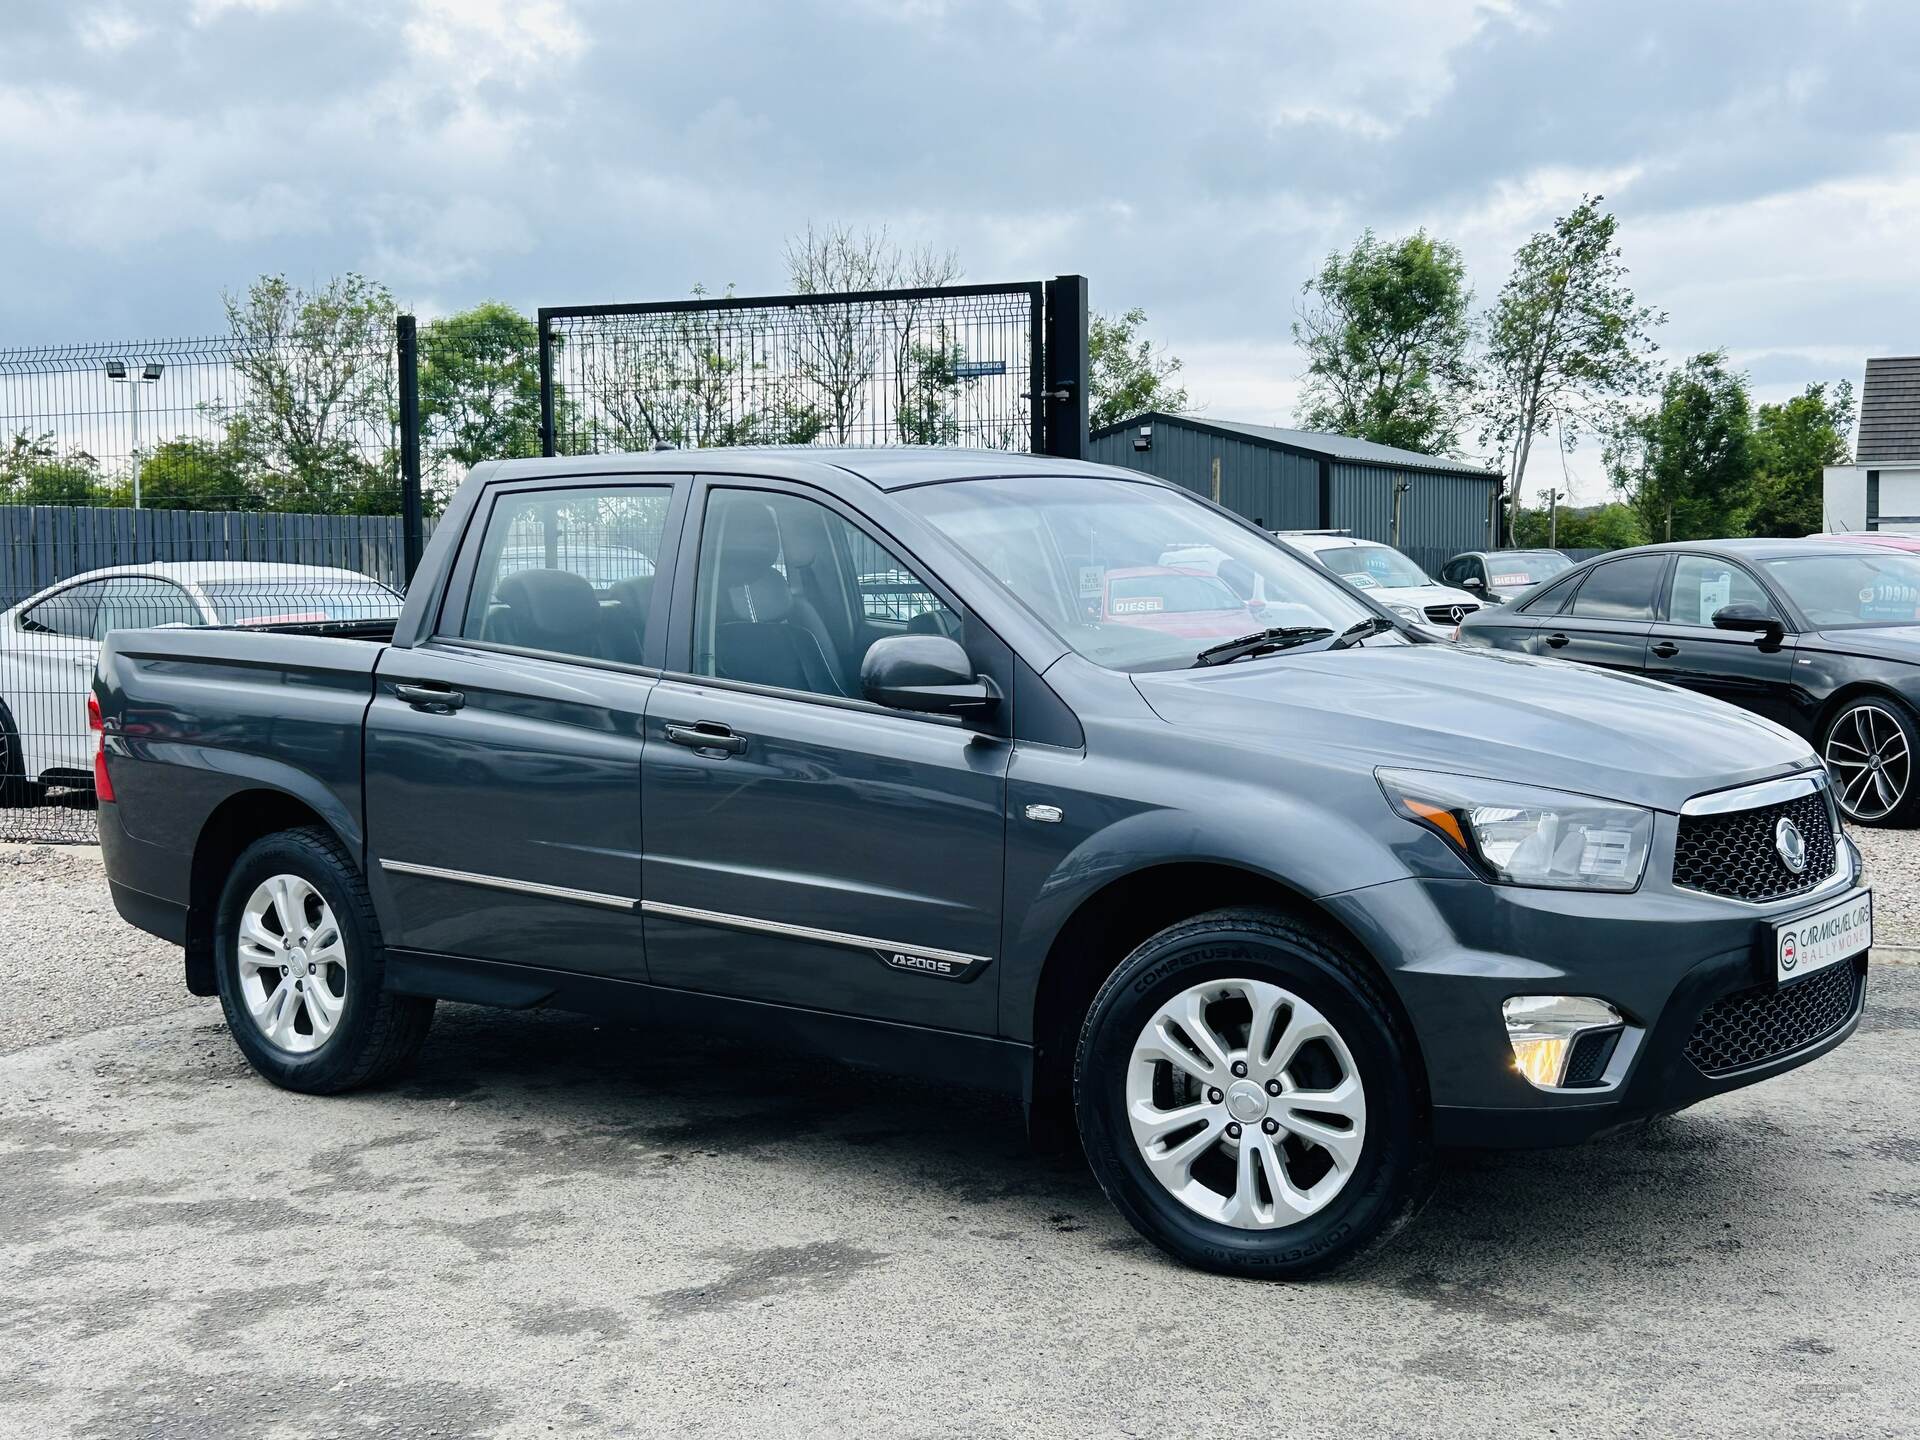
[0,703,46,809]
[1822,696,1919,826]
[1074,907,1431,1279]
[213,826,434,1093]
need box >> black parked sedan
[1456,539,1920,825]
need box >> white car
[1272,532,1482,638]
[0,562,400,800]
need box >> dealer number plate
[1774,889,1871,985]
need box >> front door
[364,477,682,980]
[1644,552,1797,723]
[642,481,1009,1035]
[1544,552,1670,674]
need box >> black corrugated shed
[1086,412,1503,577]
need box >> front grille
[1683,959,1861,1076]
[1425,602,1479,624]
[1673,789,1836,903]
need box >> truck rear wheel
[212,826,434,1093]
[1073,907,1432,1278]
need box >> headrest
[495,568,601,638]
[721,502,782,571]
[725,571,792,625]
[609,574,654,615]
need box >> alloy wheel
[1825,703,1911,822]
[1125,978,1367,1229]
[235,874,349,1054]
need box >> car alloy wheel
[235,873,349,1053]
[1825,702,1912,823]
[1125,977,1367,1229]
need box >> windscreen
[1315,544,1430,589]
[1487,551,1572,587]
[899,475,1379,672]
[1763,551,1920,628]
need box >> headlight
[1388,603,1426,626]
[1376,768,1653,891]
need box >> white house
[1824,355,1920,533]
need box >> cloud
[0,0,1912,509]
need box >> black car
[1457,538,1920,824]
[1438,548,1576,606]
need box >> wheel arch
[1023,860,1411,1135]
[182,789,351,996]
[1813,681,1919,738]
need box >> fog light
[1503,995,1622,1090]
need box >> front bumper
[1323,841,1868,1149]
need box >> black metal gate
[538,275,1087,461]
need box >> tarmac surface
[2,845,1917,1438]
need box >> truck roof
[479,447,1148,493]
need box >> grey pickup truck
[97,449,1872,1277]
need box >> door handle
[394,682,465,712]
[1545,632,1569,649]
[1650,641,1680,658]
[665,722,748,755]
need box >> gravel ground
[1855,826,1920,949]
[2,843,1918,1438]
[0,845,201,1056]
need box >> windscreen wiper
[1328,616,1393,650]
[1192,626,1334,667]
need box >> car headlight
[1376,768,1653,891]
[1387,603,1426,626]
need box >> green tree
[1089,307,1190,432]
[133,435,260,510]
[223,272,399,513]
[1745,380,1856,537]
[1511,499,1648,551]
[895,339,964,445]
[418,302,544,479]
[1480,196,1664,530]
[0,431,108,505]
[1607,351,1756,542]
[1293,229,1473,454]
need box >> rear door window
[19,580,113,638]
[1569,555,1666,621]
[93,579,204,638]
[459,483,675,664]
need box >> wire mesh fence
[542,284,1046,457]
[0,331,410,842]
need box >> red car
[1100,566,1260,640]
[1822,531,1920,554]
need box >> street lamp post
[107,361,164,508]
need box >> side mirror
[861,634,998,717]
[1461,576,1487,594]
[1712,603,1785,646]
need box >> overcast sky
[6,0,1917,502]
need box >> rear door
[1540,553,1670,674]
[363,476,684,980]
[1644,552,1796,722]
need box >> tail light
[88,692,115,803]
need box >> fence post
[537,310,557,457]
[396,314,424,581]
[1042,274,1088,460]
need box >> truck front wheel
[212,826,434,1093]
[1074,907,1432,1278]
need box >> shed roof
[1857,356,1920,464]
[1090,411,1501,480]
